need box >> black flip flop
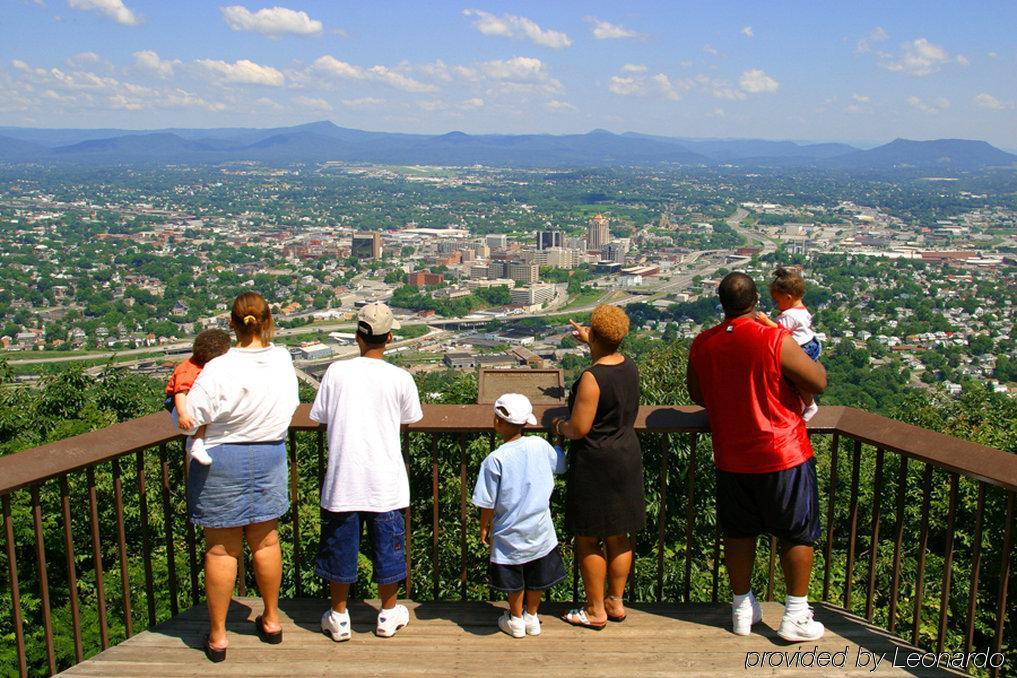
[255,615,283,644]
[204,634,226,663]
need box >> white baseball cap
[493,393,538,426]
[357,302,401,336]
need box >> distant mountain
[0,122,1013,171]
[823,138,1017,170]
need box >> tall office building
[507,262,539,285]
[351,232,382,259]
[602,241,626,264]
[537,230,563,251]
[587,214,609,251]
[486,234,508,251]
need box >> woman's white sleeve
[183,373,220,434]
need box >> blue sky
[2,1,1015,147]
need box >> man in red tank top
[687,272,827,642]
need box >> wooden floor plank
[61,599,961,677]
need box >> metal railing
[0,404,1015,676]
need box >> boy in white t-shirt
[311,303,423,642]
[472,394,567,638]
[757,267,822,421]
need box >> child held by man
[472,393,567,638]
[757,267,822,421]
[166,328,232,465]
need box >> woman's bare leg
[203,527,243,649]
[575,536,608,621]
[604,534,633,618]
[245,519,282,633]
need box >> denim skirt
[187,441,289,529]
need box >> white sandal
[562,607,606,630]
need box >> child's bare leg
[524,590,543,615]
[189,424,213,465]
[507,590,524,618]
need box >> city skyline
[1,1,1016,148]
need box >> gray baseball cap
[357,302,401,336]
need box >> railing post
[159,443,179,615]
[888,457,908,635]
[936,473,959,654]
[288,429,302,598]
[3,494,28,678]
[864,448,884,622]
[31,484,56,675]
[964,483,985,656]
[182,450,200,606]
[111,458,134,638]
[991,491,1014,678]
[401,431,412,599]
[458,433,468,601]
[655,433,669,603]
[134,452,156,628]
[59,476,84,663]
[911,463,934,647]
[431,434,440,600]
[86,467,110,649]
[844,439,862,612]
[682,434,698,603]
[822,432,840,601]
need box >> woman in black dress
[552,304,645,630]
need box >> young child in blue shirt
[472,393,567,638]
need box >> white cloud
[342,97,384,107]
[311,56,436,92]
[67,51,101,66]
[974,93,1013,110]
[609,71,682,101]
[133,50,179,78]
[221,5,323,38]
[698,74,745,100]
[294,95,331,112]
[741,26,753,38]
[585,16,640,40]
[474,56,547,82]
[855,26,888,53]
[907,95,949,114]
[66,0,139,25]
[955,54,970,66]
[852,93,871,103]
[462,9,571,49]
[880,38,952,76]
[621,63,647,73]
[702,44,720,56]
[608,76,641,96]
[195,58,285,86]
[255,97,282,109]
[738,68,779,94]
[461,97,484,109]
[546,99,576,111]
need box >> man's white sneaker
[321,609,351,642]
[375,604,409,637]
[731,596,763,636]
[522,612,541,636]
[802,402,819,422]
[498,612,526,638]
[189,437,213,466]
[777,607,825,642]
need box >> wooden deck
[62,598,959,676]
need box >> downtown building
[587,214,609,251]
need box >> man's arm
[686,358,705,407]
[779,335,827,395]
[479,507,494,547]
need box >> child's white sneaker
[498,612,526,638]
[321,609,351,642]
[802,401,819,422]
[523,611,541,636]
[777,607,825,642]
[731,595,762,636]
[375,604,409,637]
[189,438,213,466]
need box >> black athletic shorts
[488,546,567,593]
[715,457,820,545]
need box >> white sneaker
[498,612,525,638]
[522,612,541,636]
[732,596,763,636]
[777,607,825,642]
[320,609,351,642]
[375,604,409,637]
[189,438,213,466]
[802,402,819,422]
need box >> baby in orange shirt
[165,329,232,465]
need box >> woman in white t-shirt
[183,291,299,661]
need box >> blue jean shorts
[715,457,820,545]
[801,337,822,361]
[186,441,289,529]
[315,509,407,585]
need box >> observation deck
[1,404,1014,676]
